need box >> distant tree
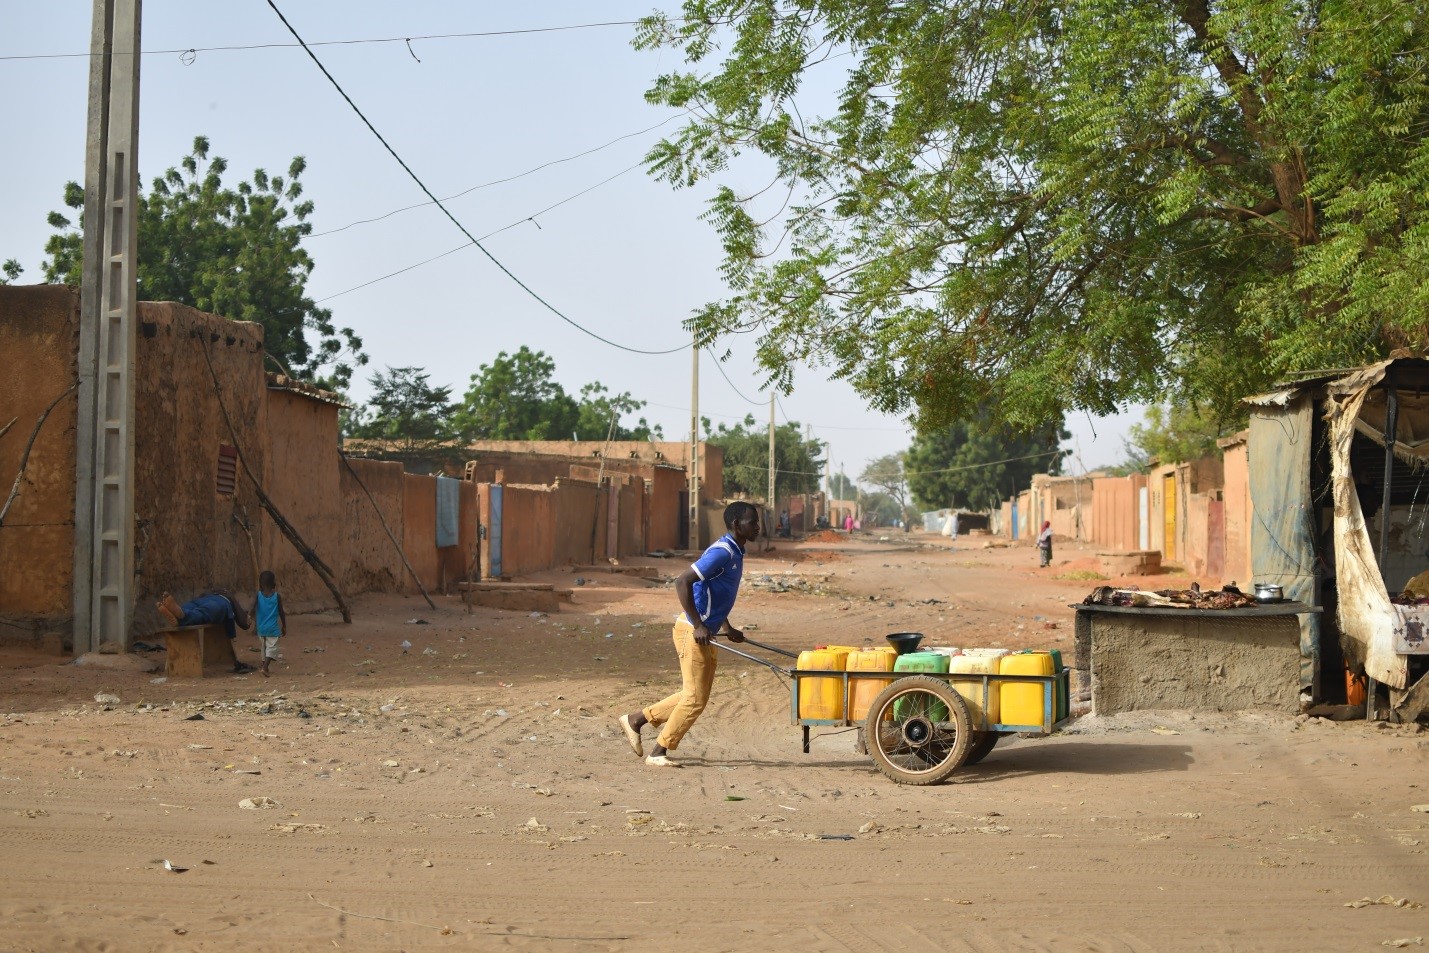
[860,453,911,523]
[453,347,661,443]
[1101,443,1153,478]
[704,415,824,501]
[0,259,21,284]
[574,382,664,441]
[454,347,580,441]
[828,471,856,500]
[906,416,1069,512]
[42,137,365,389]
[859,490,902,526]
[347,366,455,450]
[1123,403,1235,467]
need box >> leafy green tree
[0,259,21,284]
[1101,444,1153,478]
[575,382,664,441]
[906,416,1069,512]
[704,414,824,500]
[347,366,455,449]
[860,453,911,522]
[1123,402,1233,467]
[42,136,365,389]
[638,1,1429,429]
[455,347,580,441]
[828,471,856,500]
[453,347,663,442]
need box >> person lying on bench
[155,590,255,673]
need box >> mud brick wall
[261,388,342,607]
[553,479,599,567]
[1092,474,1146,552]
[499,483,557,578]
[618,478,642,556]
[1220,437,1252,588]
[402,473,439,591]
[338,457,406,596]
[131,303,267,636]
[0,286,80,628]
[463,440,723,499]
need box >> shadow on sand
[687,738,1193,784]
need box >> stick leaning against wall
[338,450,436,611]
[0,382,78,528]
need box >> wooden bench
[161,623,239,678]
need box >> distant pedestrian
[251,570,287,677]
[778,509,791,538]
[618,501,760,768]
[1037,520,1054,567]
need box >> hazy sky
[1,2,1141,482]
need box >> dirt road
[1,535,1426,951]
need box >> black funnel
[886,632,924,655]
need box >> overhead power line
[314,161,644,305]
[707,350,764,406]
[265,0,686,356]
[0,19,668,61]
[908,450,1064,477]
[643,398,910,434]
[309,113,685,239]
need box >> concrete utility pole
[767,392,776,511]
[825,441,832,500]
[73,0,141,654]
[689,338,700,550]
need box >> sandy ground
[1,533,1427,952]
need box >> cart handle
[736,636,800,659]
[712,639,793,675]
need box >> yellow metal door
[1162,474,1177,561]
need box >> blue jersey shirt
[687,533,745,634]
[255,591,282,637]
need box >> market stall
[1073,588,1319,714]
[1249,353,1429,720]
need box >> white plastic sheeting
[1325,361,1413,688]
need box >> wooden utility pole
[74,0,141,653]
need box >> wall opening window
[217,444,238,497]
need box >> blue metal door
[489,484,503,579]
[1010,501,1019,540]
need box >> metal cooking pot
[1253,582,1284,603]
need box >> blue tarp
[436,476,460,548]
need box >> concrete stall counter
[1074,603,1320,715]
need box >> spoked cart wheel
[863,675,974,785]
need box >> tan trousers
[642,618,717,751]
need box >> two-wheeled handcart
[715,633,1074,785]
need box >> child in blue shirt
[251,570,286,677]
[619,501,761,767]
